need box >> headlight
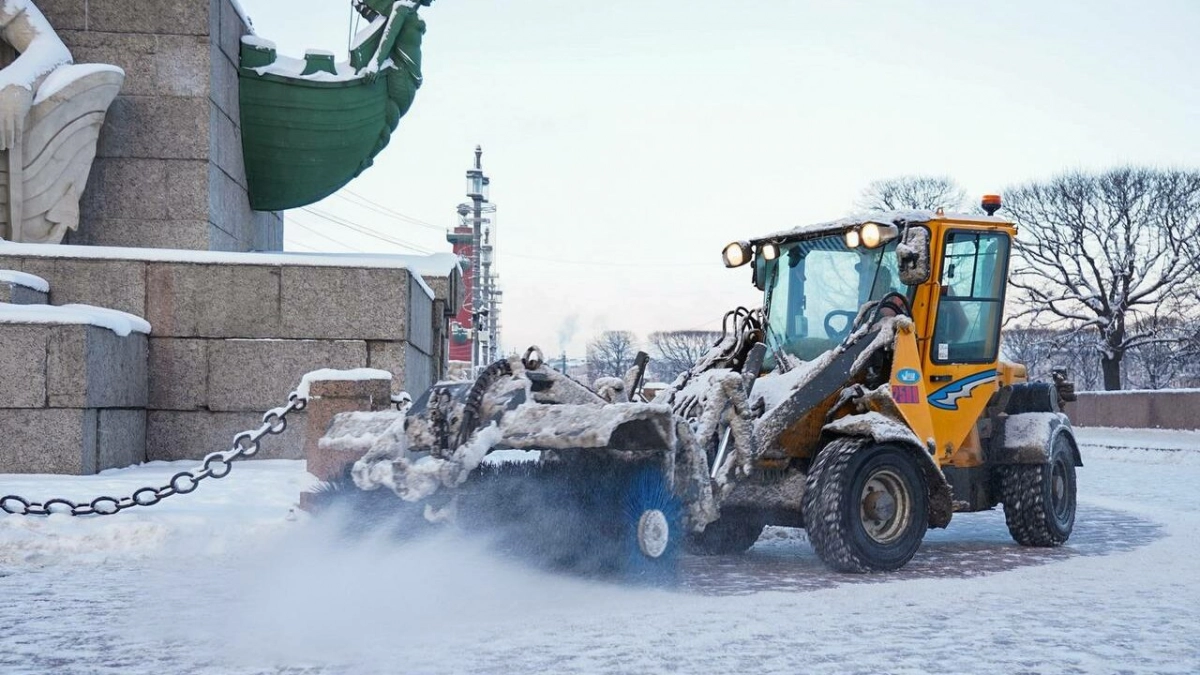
[861,222,899,248]
[861,222,882,248]
[759,242,780,261]
[722,241,752,268]
[844,228,861,248]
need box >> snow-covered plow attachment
[335,352,715,578]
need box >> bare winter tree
[647,330,722,381]
[586,330,638,380]
[1000,327,1059,380]
[1005,167,1200,390]
[1124,316,1200,389]
[857,175,968,212]
[1001,326,1103,390]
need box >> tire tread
[802,437,929,573]
[997,463,1069,547]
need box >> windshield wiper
[761,263,792,372]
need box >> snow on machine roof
[750,209,1010,245]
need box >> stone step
[0,303,149,474]
[0,270,50,304]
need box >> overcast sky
[240,0,1200,359]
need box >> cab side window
[932,232,1010,363]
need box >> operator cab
[722,206,1015,372]
[757,235,906,364]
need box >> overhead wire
[501,250,712,268]
[287,217,363,252]
[299,206,433,253]
[336,190,445,232]
[283,239,321,252]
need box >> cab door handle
[929,375,952,382]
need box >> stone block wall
[0,246,445,463]
[1066,390,1200,430]
[41,0,282,251]
[0,283,47,305]
[424,275,460,384]
[0,322,147,474]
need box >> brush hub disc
[637,509,670,558]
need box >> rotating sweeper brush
[318,348,706,578]
[309,457,684,577]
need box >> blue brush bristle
[620,467,683,583]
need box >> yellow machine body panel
[907,217,1015,467]
[887,322,935,449]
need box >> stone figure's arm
[0,0,72,150]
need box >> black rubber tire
[997,433,1076,547]
[802,438,928,573]
[685,514,766,555]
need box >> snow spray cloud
[134,501,661,673]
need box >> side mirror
[753,254,768,291]
[897,225,931,285]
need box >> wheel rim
[859,468,912,545]
[1051,456,1071,521]
[637,509,670,559]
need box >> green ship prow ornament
[238,0,433,211]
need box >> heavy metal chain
[0,392,308,517]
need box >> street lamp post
[465,146,489,373]
[480,231,494,364]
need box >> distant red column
[447,225,474,362]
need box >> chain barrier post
[0,392,308,517]
[303,376,393,484]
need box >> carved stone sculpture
[0,0,123,244]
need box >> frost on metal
[497,402,676,452]
[346,352,720,530]
[752,209,1008,243]
[823,410,923,449]
[592,377,626,403]
[322,410,405,458]
[753,316,904,456]
[850,315,909,374]
[998,412,1069,462]
[352,421,504,503]
[749,349,837,413]
[896,225,931,285]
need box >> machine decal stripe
[927,369,998,411]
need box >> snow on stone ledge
[298,368,393,398]
[0,303,151,336]
[0,270,49,292]
[0,241,461,274]
[0,242,464,300]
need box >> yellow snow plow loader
[348,196,1080,574]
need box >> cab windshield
[762,235,903,363]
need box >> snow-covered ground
[1,428,1198,674]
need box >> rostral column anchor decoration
[0,0,124,244]
[238,0,433,211]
